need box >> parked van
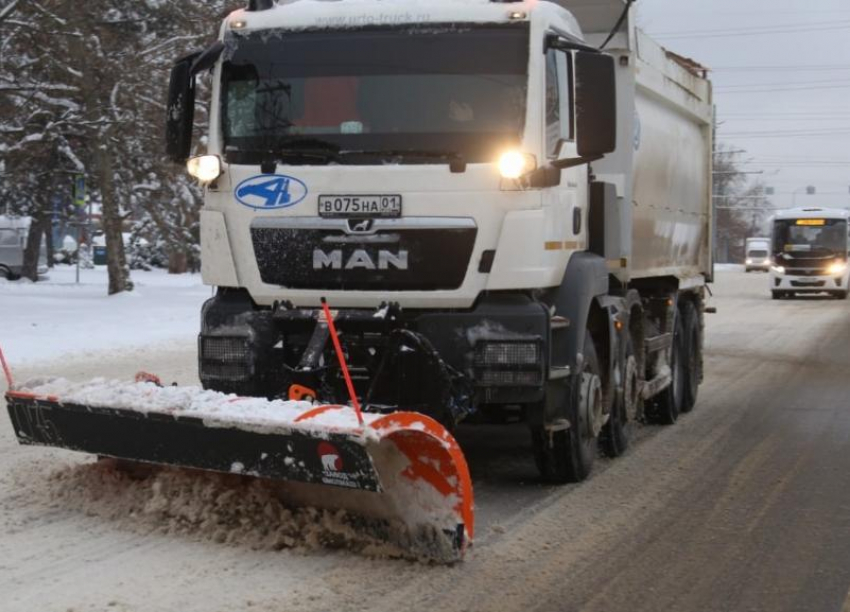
[0,216,49,279]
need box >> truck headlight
[771,265,785,275]
[498,151,537,179]
[187,155,223,183]
[828,261,847,276]
[745,258,753,265]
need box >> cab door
[542,43,585,256]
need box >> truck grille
[250,217,477,291]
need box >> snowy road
[3,268,850,612]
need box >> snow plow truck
[4,0,713,561]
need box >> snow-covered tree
[0,0,233,286]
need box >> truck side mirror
[165,55,198,163]
[575,51,617,158]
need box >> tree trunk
[168,250,188,274]
[96,144,133,295]
[44,218,54,268]
[21,214,48,281]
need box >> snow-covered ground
[3,268,850,612]
[0,266,210,367]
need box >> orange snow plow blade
[4,381,473,562]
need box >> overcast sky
[636,0,850,211]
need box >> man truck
[6,0,713,558]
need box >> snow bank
[0,266,208,366]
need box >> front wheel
[533,333,602,483]
[833,290,849,300]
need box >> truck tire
[645,311,684,425]
[834,290,848,300]
[679,301,700,413]
[0,265,13,280]
[601,336,636,458]
[533,333,601,483]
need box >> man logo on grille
[347,218,374,233]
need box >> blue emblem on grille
[235,175,308,210]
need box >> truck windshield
[221,25,529,165]
[773,219,848,258]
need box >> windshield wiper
[339,149,467,173]
[226,139,341,167]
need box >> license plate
[318,195,402,218]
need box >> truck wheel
[771,291,782,300]
[532,333,601,483]
[834,290,848,300]
[645,312,684,425]
[601,337,636,458]
[679,301,700,413]
[0,265,12,280]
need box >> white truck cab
[770,208,850,300]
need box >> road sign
[73,175,86,208]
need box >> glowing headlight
[745,258,753,265]
[828,261,848,276]
[187,155,223,183]
[771,265,786,275]
[498,151,537,179]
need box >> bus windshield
[773,219,848,258]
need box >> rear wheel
[601,336,636,458]
[0,266,12,280]
[533,333,601,483]
[679,301,701,413]
[645,310,684,425]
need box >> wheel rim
[580,372,604,438]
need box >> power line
[650,20,850,40]
[716,83,850,94]
[712,64,850,72]
[720,128,850,138]
[716,78,850,90]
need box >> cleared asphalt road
[2,268,850,612]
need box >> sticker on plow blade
[235,174,308,210]
[5,395,382,492]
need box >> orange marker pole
[0,343,14,390]
[321,298,364,426]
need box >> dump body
[558,0,713,283]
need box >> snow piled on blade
[18,377,383,432]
